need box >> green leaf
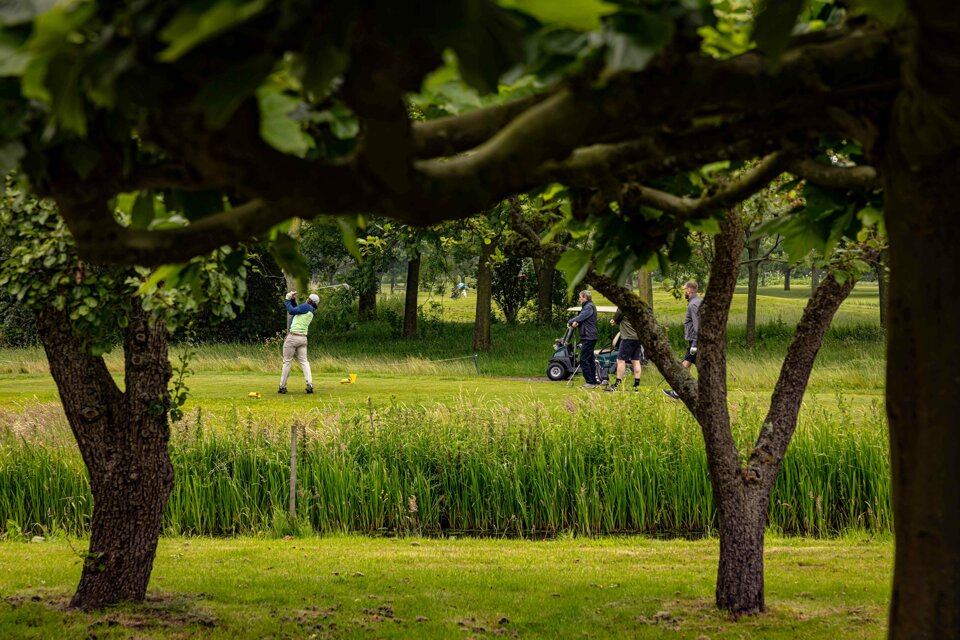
[451,0,524,93]
[256,86,312,157]
[44,53,87,135]
[686,217,721,234]
[268,232,310,293]
[298,38,349,98]
[131,191,156,230]
[159,0,270,62]
[858,206,883,228]
[312,104,359,140]
[753,0,804,60]
[0,31,30,75]
[833,269,849,286]
[137,264,182,296]
[336,217,361,261]
[499,0,612,30]
[556,248,591,290]
[0,141,24,173]
[604,9,673,72]
[192,54,276,128]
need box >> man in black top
[568,290,599,389]
[606,308,644,392]
[664,280,702,400]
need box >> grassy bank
[0,535,892,639]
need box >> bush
[188,249,286,343]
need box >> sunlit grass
[0,535,893,639]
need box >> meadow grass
[0,535,892,639]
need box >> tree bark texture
[637,269,654,308]
[884,108,960,640]
[473,240,494,351]
[358,285,377,320]
[810,266,820,293]
[403,253,421,337]
[783,265,791,291]
[535,255,558,323]
[745,238,759,348]
[39,304,173,610]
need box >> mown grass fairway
[0,536,891,639]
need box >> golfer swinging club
[278,290,319,394]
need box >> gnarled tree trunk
[403,252,421,337]
[39,303,173,610]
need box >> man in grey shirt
[665,280,702,400]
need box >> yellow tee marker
[247,392,261,398]
[339,373,358,384]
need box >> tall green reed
[0,394,890,538]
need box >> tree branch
[624,153,788,219]
[787,157,880,188]
[746,259,871,493]
[692,209,745,484]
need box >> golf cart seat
[597,332,621,355]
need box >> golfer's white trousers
[280,334,312,387]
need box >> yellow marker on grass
[247,392,261,398]
[339,373,358,384]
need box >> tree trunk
[745,239,759,348]
[884,118,960,639]
[473,240,494,351]
[810,266,820,293]
[716,493,768,615]
[783,265,791,291]
[39,304,173,610]
[358,283,377,320]
[637,269,654,308]
[389,271,396,295]
[535,255,558,323]
[403,252,421,337]
[876,249,888,329]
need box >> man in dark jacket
[568,290,600,388]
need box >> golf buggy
[546,306,620,385]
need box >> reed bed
[0,392,890,539]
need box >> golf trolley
[546,324,620,386]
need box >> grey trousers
[280,334,312,387]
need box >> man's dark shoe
[604,383,621,393]
[306,384,314,394]
[278,386,287,394]
[662,389,680,400]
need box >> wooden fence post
[289,423,298,519]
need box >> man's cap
[308,293,320,304]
